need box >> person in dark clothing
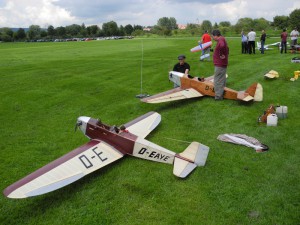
[173,54,190,87]
[260,30,266,54]
[281,29,288,54]
[212,29,229,100]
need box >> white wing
[4,140,124,198]
[141,88,203,104]
[124,111,161,138]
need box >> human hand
[220,55,225,59]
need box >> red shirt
[281,32,288,42]
[213,36,229,68]
[202,33,211,43]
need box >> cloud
[0,0,76,27]
[0,0,299,28]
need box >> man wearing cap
[173,55,190,88]
[212,29,229,100]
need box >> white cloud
[0,0,299,28]
[0,0,76,27]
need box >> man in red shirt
[281,28,288,54]
[212,29,229,100]
[199,30,212,61]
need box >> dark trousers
[281,41,287,53]
[261,40,265,54]
[248,41,255,54]
[242,42,248,53]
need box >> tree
[56,26,66,38]
[66,24,81,36]
[201,20,212,33]
[27,25,41,40]
[273,16,289,30]
[253,18,271,31]
[16,28,26,40]
[81,23,87,36]
[40,30,48,38]
[102,21,119,36]
[157,17,177,30]
[213,22,219,29]
[88,25,99,37]
[219,21,231,27]
[234,17,253,33]
[124,24,133,35]
[132,29,144,36]
[119,25,125,36]
[47,25,56,38]
[186,23,201,36]
[133,25,143,31]
[0,27,14,41]
[289,9,300,29]
[169,17,178,30]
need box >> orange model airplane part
[141,71,263,103]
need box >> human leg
[284,42,287,53]
[214,66,227,100]
[261,41,264,54]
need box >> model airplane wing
[141,87,203,104]
[3,140,124,198]
[124,111,161,138]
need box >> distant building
[143,27,151,32]
[177,24,187,30]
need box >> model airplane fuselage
[3,112,209,198]
[142,71,263,103]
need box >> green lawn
[0,38,299,225]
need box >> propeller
[74,121,82,132]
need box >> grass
[0,37,299,225]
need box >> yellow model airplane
[142,71,263,103]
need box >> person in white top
[247,29,256,54]
[290,28,299,46]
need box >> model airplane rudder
[246,83,263,101]
[173,142,209,178]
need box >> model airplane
[141,71,263,104]
[256,41,290,51]
[3,112,209,198]
[256,41,280,50]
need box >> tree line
[0,8,299,42]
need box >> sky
[0,0,299,28]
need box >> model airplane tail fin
[246,83,263,101]
[173,142,209,178]
[237,83,263,102]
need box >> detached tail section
[237,83,263,102]
[173,142,209,178]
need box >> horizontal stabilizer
[173,142,209,178]
[237,92,254,102]
[173,157,197,178]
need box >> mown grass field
[0,37,299,225]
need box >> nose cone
[76,116,90,134]
[77,116,90,124]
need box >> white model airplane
[3,112,209,198]
[256,41,290,50]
